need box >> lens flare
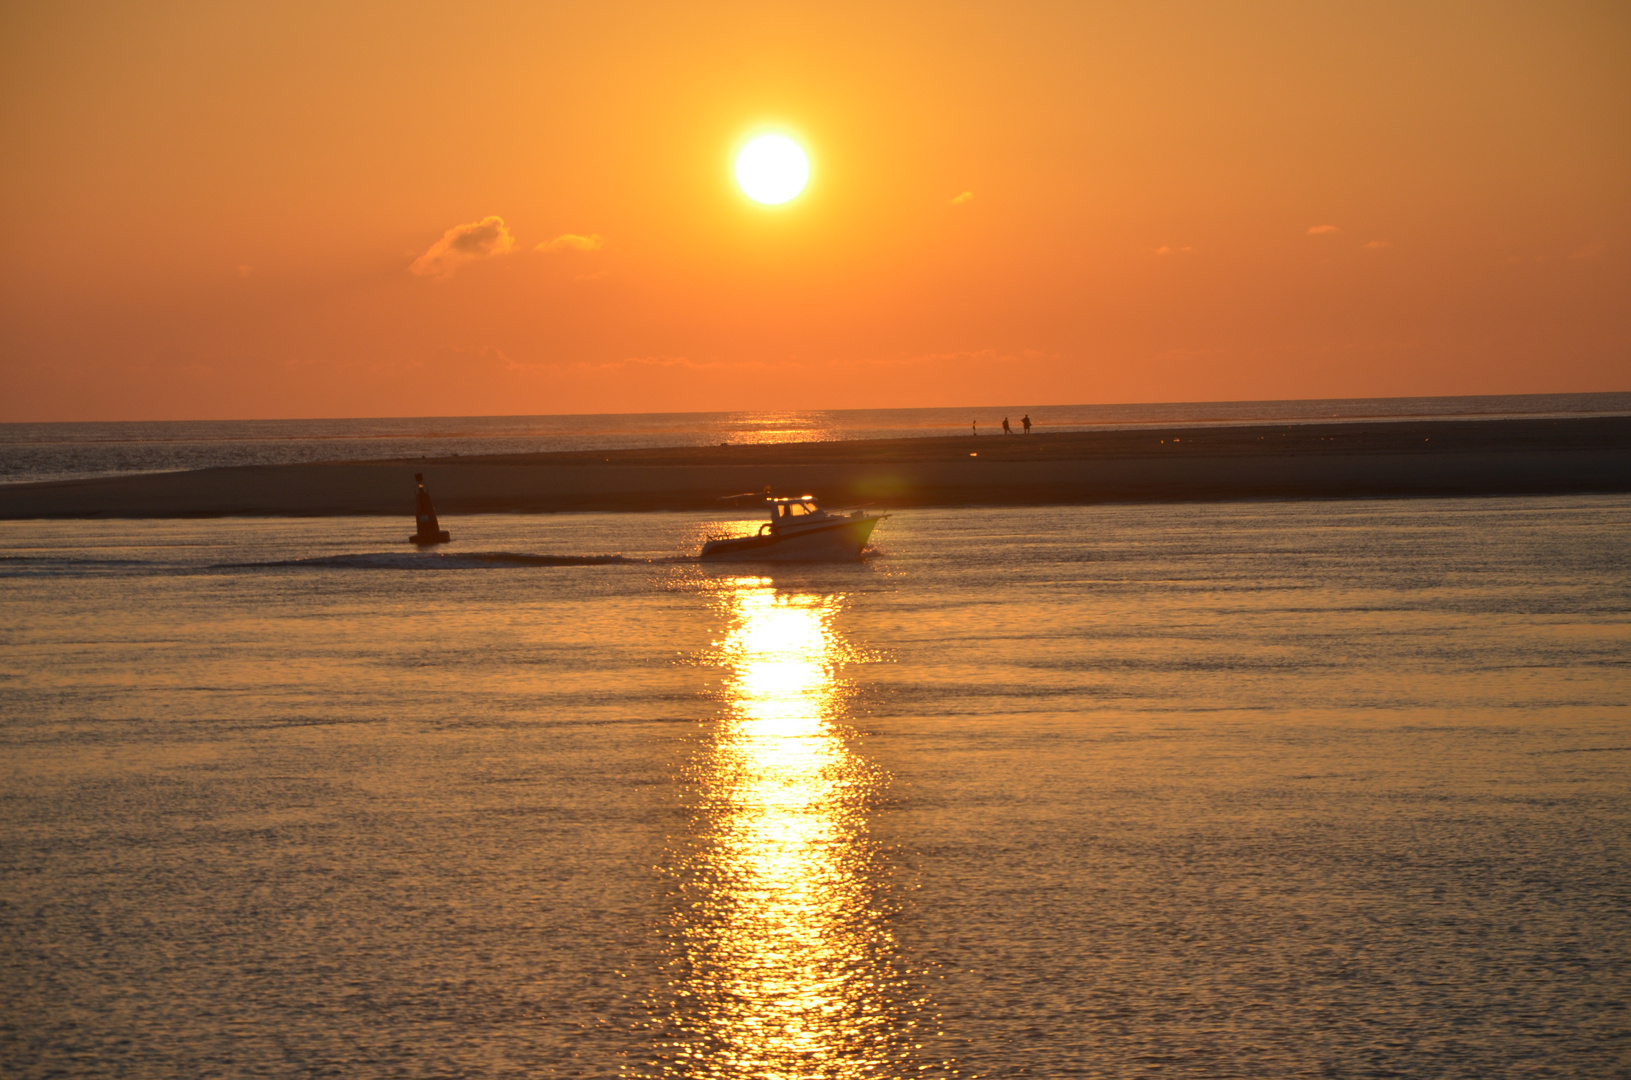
[735,135,809,205]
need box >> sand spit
[3,416,1628,519]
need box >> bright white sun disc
[735,135,809,205]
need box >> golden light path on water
[648,577,941,1077]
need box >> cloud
[1307,225,1341,236]
[1570,241,1606,260]
[1363,240,1392,249]
[537,232,604,254]
[948,191,974,206]
[1155,245,1194,256]
[410,215,516,277]
[236,264,253,277]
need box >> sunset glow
[4,2,1625,1068]
[0,2,1625,420]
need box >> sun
[735,134,809,205]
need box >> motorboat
[700,492,887,561]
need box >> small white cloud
[1307,224,1341,236]
[410,215,516,277]
[1363,240,1392,249]
[537,233,604,254]
[948,191,974,206]
[1155,245,1195,256]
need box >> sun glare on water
[651,578,932,1072]
[735,134,809,205]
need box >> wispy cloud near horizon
[949,191,974,206]
[1307,224,1341,236]
[537,233,604,253]
[410,216,516,277]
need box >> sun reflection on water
[645,577,943,1078]
[716,412,841,446]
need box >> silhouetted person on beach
[972,420,977,435]
[1021,414,1032,434]
[1002,417,1012,434]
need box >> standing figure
[1002,417,1012,434]
[1021,414,1032,434]
[972,420,978,436]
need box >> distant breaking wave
[230,551,656,571]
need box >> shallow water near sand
[3,496,1629,1077]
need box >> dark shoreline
[3,416,1628,519]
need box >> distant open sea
[4,392,1628,487]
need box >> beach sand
[3,416,1627,519]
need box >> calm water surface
[2,497,1628,1077]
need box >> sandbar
[2,416,1627,519]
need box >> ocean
[2,496,1627,1077]
[4,392,1629,487]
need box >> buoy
[410,473,451,544]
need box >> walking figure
[1002,417,1012,434]
[972,420,977,436]
[1021,414,1032,434]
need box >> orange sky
[2,1,1627,421]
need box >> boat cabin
[772,496,823,522]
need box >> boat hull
[700,516,882,562]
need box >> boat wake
[221,546,886,571]
[226,551,656,571]
[0,554,159,578]
[5,546,885,579]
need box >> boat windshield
[776,500,820,518]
